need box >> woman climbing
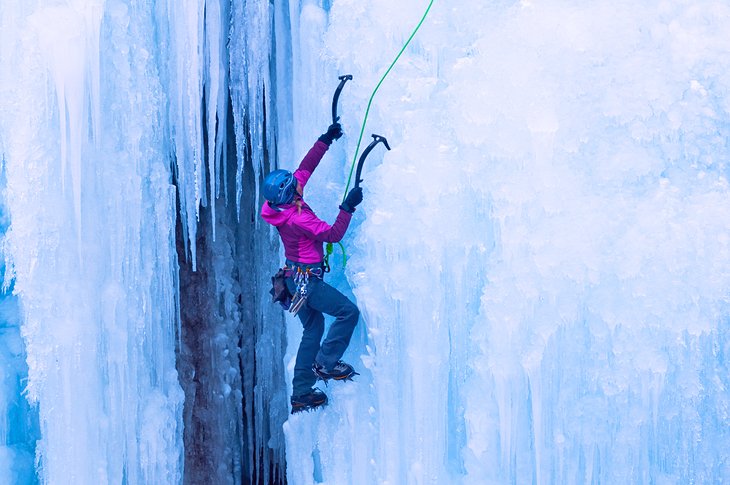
[261,122,363,413]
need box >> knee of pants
[343,303,360,326]
[302,317,325,339]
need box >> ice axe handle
[355,134,391,189]
[331,74,353,123]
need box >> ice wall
[0,187,39,484]
[0,2,186,483]
[1,0,728,483]
[1,0,289,483]
[284,0,730,483]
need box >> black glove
[318,123,343,145]
[339,187,363,213]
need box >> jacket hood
[261,201,296,226]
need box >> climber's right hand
[318,123,343,145]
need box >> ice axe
[354,134,391,189]
[324,133,389,271]
[331,74,352,124]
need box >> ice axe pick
[355,134,391,189]
[331,74,353,124]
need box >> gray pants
[285,270,360,397]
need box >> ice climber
[261,122,363,413]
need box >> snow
[1,0,730,484]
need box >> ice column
[0,2,184,483]
[230,0,273,216]
[159,0,230,269]
[230,1,290,483]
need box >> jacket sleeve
[293,140,329,188]
[295,208,353,243]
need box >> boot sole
[291,399,327,414]
[314,370,360,383]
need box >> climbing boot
[290,389,328,414]
[312,360,359,382]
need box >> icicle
[231,0,271,221]
[166,0,205,270]
[1,1,184,483]
[28,5,91,244]
[212,0,230,214]
[230,3,289,484]
[78,0,103,147]
[204,0,221,239]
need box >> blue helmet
[263,169,297,206]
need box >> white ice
[0,1,187,483]
[1,0,730,484]
[282,0,730,483]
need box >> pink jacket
[260,140,352,264]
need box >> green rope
[342,0,435,199]
[324,240,347,271]
[327,0,435,270]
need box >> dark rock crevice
[176,92,287,485]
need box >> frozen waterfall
[2,1,730,484]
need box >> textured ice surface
[1,0,729,484]
[0,2,184,483]
[283,0,730,483]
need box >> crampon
[290,389,328,414]
[312,360,359,383]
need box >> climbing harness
[269,263,324,314]
[288,264,324,316]
[289,267,310,315]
